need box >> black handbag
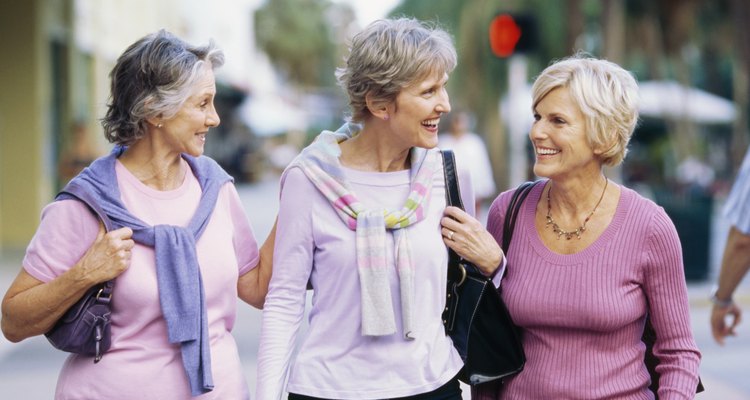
[45,279,113,363]
[440,150,526,385]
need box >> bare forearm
[3,223,133,342]
[1,268,93,342]
[238,220,277,309]
[715,227,750,300]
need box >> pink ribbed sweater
[475,181,700,400]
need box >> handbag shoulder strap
[501,181,536,253]
[441,150,536,269]
[441,150,463,211]
[441,150,463,266]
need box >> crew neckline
[115,158,193,199]
[521,180,632,265]
[341,165,411,186]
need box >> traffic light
[489,13,537,58]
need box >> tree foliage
[388,0,744,185]
[254,0,340,87]
[253,0,745,183]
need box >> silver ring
[449,230,454,240]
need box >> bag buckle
[456,263,467,286]
[95,288,112,302]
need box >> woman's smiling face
[530,86,599,180]
[388,71,451,150]
[159,65,220,157]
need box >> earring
[157,123,163,128]
[383,114,389,121]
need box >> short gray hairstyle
[335,18,457,123]
[102,29,224,145]
[531,53,639,166]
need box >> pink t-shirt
[23,159,259,400]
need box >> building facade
[0,0,262,252]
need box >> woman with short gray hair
[256,18,483,400]
[1,30,274,399]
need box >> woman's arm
[1,223,134,342]
[238,219,276,309]
[439,154,503,276]
[644,210,701,398]
[710,226,750,344]
[256,168,316,400]
[217,181,274,309]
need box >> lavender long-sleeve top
[255,159,474,400]
[475,181,701,400]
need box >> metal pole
[507,54,529,187]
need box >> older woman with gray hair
[255,18,489,400]
[443,54,701,398]
[1,30,274,399]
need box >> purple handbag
[45,280,113,363]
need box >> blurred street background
[1,0,750,398]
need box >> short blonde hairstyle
[531,53,639,166]
[335,18,457,123]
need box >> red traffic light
[489,14,521,57]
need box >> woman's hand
[441,206,503,277]
[711,302,742,345]
[75,224,135,284]
[1,224,134,342]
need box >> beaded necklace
[546,178,608,240]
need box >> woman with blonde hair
[442,54,701,399]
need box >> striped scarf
[290,123,439,339]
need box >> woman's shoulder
[489,180,543,215]
[24,199,99,281]
[486,180,544,235]
[45,198,100,226]
[188,154,232,182]
[278,166,322,204]
[616,185,679,241]
[280,165,315,188]
[618,185,669,219]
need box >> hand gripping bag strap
[442,149,465,268]
[440,150,525,385]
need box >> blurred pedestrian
[1,30,274,399]
[439,109,496,217]
[710,146,750,345]
[255,18,488,400]
[441,54,701,399]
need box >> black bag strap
[441,150,464,210]
[441,150,465,268]
[501,181,536,253]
